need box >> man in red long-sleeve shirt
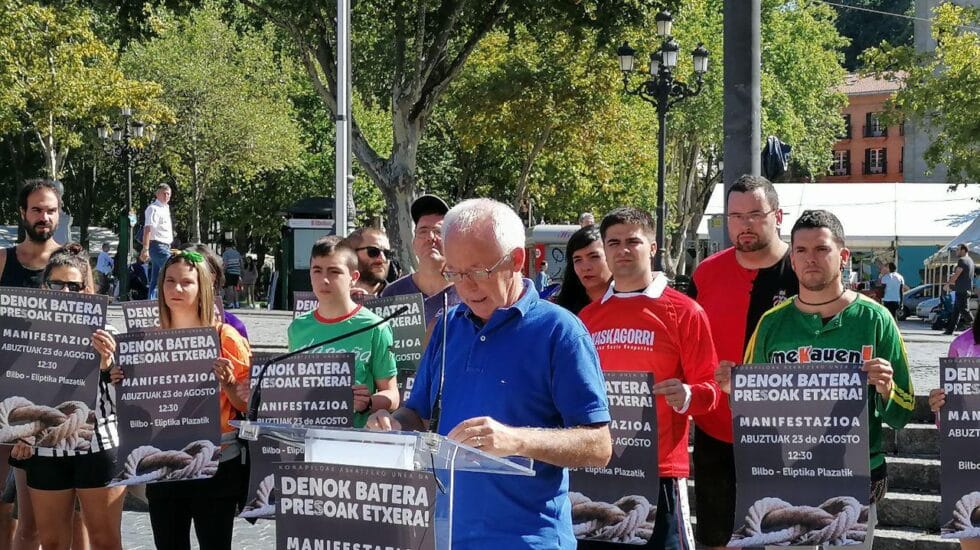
[688,175,798,549]
[580,207,721,550]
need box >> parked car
[918,291,979,325]
[901,284,941,320]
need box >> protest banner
[122,299,159,332]
[363,293,425,401]
[939,357,980,539]
[275,462,436,550]
[728,363,870,547]
[240,351,355,519]
[110,327,222,486]
[570,371,658,545]
[0,287,109,450]
[293,291,317,319]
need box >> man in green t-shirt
[287,236,399,428]
[717,209,914,548]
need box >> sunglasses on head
[45,280,84,292]
[355,246,392,259]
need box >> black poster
[293,291,317,319]
[240,351,355,519]
[111,327,222,486]
[570,371,658,545]
[0,287,109,450]
[275,462,436,550]
[121,299,160,332]
[729,363,870,547]
[939,357,980,539]
[363,293,425,401]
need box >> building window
[865,112,887,137]
[840,114,852,140]
[864,148,887,174]
[832,150,850,176]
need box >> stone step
[879,491,941,532]
[883,423,939,457]
[887,456,941,493]
[873,527,959,550]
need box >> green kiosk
[276,197,335,310]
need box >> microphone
[428,293,449,434]
[246,304,410,421]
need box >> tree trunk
[190,159,202,244]
[512,123,554,214]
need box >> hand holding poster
[939,357,980,539]
[362,293,425,401]
[241,351,355,519]
[0,287,109,450]
[570,371,658,545]
[729,363,870,547]
[275,462,435,550]
[111,327,222,486]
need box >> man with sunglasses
[0,179,66,549]
[687,174,798,549]
[382,194,461,326]
[341,227,392,298]
[366,198,612,550]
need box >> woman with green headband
[129,249,251,549]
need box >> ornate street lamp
[616,12,710,271]
[97,107,154,301]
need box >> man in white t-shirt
[879,261,906,319]
[139,183,173,299]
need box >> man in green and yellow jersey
[718,209,914,548]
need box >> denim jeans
[148,241,171,299]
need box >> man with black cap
[381,194,461,326]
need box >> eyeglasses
[355,246,392,259]
[725,209,776,224]
[442,254,510,283]
[45,280,84,292]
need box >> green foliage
[122,2,303,241]
[830,0,913,70]
[0,0,165,178]
[863,3,980,184]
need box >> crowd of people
[0,176,974,550]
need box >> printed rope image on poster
[0,287,109,451]
[240,351,355,520]
[728,363,870,547]
[122,299,159,332]
[570,371,658,545]
[363,293,425,401]
[275,462,436,550]
[939,357,980,539]
[111,327,222,486]
[293,291,317,319]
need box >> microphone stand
[428,292,449,434]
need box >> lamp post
[616,11,709,271]
[98,107,150,302]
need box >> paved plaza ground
[108,305,956,548]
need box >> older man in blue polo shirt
[367,198,612,550]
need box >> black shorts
[25,449,117,491]
[225,274,240,287]
[692,426,736,547]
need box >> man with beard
[381,194,460,326]
[0,179,65,549]
[341,227,392,298]
[717,210,914,549]
[687,175,798,549]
